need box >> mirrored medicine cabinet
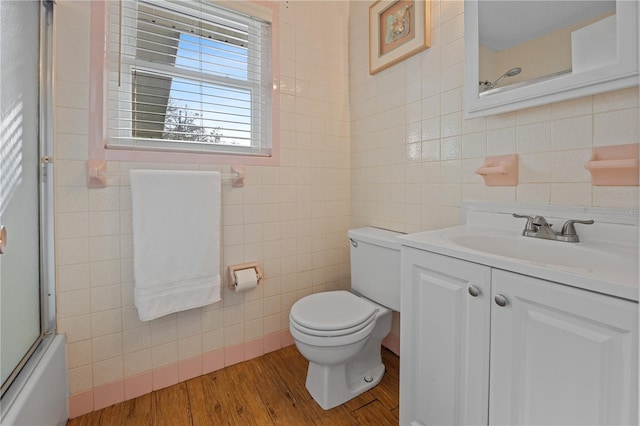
[464,0,639,118]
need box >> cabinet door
[490,270,639,426]
[400,248,491,426]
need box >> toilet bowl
[289,227,401,410]
[289,290,392,410]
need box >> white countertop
[399,202,639,302]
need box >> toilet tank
[348,227,402,311]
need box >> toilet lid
[290,291,378,335]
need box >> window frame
[89,0,280,166]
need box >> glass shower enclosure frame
[0,0,56,409]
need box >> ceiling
[478,0,616,51]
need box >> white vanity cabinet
[400,248,639,426]
[489,269,638,425]
[400,248,492,426]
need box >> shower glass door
[0,0,44,395]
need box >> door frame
[39,0,56,337]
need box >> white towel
[130,170,221,321]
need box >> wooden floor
[67,345,400,425]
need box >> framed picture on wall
[369,0,431,75]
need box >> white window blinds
[106,0,272,156]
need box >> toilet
[289,227,401,410]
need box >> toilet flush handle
[349,238,358,248]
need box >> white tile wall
[349,0,639,234]
[54,0,351,396]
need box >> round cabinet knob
[468,285,480,297]
[494,294,508,307]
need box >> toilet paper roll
[234,268,258,292]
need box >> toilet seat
[291,313,377,337]
[290,291,378,337]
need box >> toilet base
[303,307,392,410]
[306,357,386,410]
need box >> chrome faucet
[513,213,594,243]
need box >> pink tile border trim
[93,381,124,411]
[68,329,396,418]
[244,337,265,360]
[281,329,295,347]
[203,349,225,374]
[124,372,153,401]
[178,356,203,382]
[263,332,282,354]
[152,364,179,391]
[67,330,300,418]
[224,344,245,366]
[68,390,94,419]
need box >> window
[105,0,273,157]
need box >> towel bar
[87,160,245,188]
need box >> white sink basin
[442,230,635,276]
[400,223,639,301]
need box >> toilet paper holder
[228,262,263,289]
